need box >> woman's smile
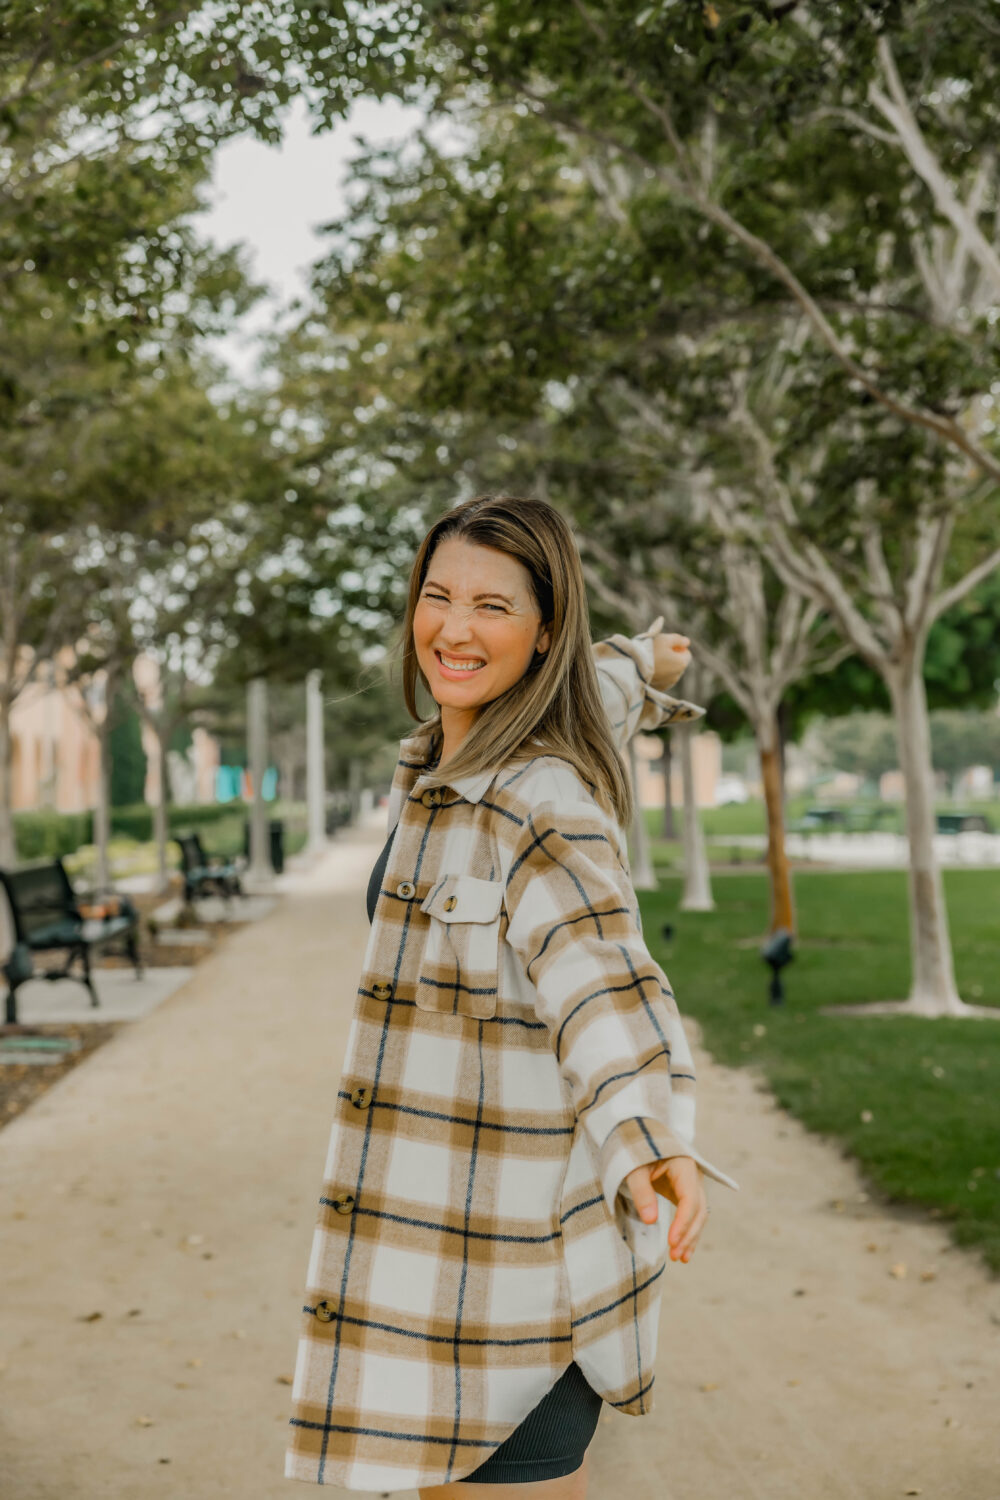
[434,649,487,678]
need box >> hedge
[11,801,252,863]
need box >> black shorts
[459,1361,603,1485]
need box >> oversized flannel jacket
[284,624,741,1492]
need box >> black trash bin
[243,817,285,874]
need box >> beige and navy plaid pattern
[284,627,740,1492]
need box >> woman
[285,495,739,1498]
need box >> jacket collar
[399,721,524,806]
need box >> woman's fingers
[625,1159,711,1262]
[625,1163,659,1223]
[666,1188,708,1262]
[651,1157,709,1262]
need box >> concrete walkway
[1,820,998,1499]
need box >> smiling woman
[284,494,739,1498]
[413,536,553,765]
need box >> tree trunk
[677,723,714,912]
[758,712,796,937]
[0,700,15,865]
[886,661,964,1016]
[661,733,676,839]
[627,737,656,890]
[306,669,326,855]
[153,725,171,895]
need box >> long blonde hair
[397,494,633,827]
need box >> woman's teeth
[437,652,485,671]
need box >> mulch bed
[0,1020,125,1131]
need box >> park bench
[0,859,142,1027]
[788,807,848,834]
[935,811,992,835]
[173,832,244,907]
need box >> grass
[638,866,1000,1275]
[646,795,1000,842]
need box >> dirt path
[1,821,997,1499]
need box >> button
[350,1086,372,1109]
[371,982,392,1000]
[333,1193,355,1215]
[314,1300,337,1323]
[421,787,442,807]
[396,880,416,899]
[443,894,457,912]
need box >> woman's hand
[643,617,692,692]
[624,1155,709,1263]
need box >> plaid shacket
[284,625,741,1491]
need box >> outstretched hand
[643,616,692,692]
[624,1155,709,1263]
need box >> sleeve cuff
[599,1114,741,1263]
[600,629,706,734]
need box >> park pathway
[1,817,998,1500]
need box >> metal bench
[0,859,142,1026]
[173,832,244,907]
[788,807,848,834]
[936,812,992,835]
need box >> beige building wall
[634,730,722,809]
[10,654,100,813]
[8,651,220,817]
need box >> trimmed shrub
[13,810,94,861]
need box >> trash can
[243,817,285,874]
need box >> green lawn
[645,796,1000,842]
[639,867,1000,1274]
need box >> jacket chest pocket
[415,874,505,1020]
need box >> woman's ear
[536,622,553,656]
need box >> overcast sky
[199,95,424,376]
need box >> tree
[733,353,1000,1018]
[109,693,146,807]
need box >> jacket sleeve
[592,623,704,755]
[503,785,739,1263]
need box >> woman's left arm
[592,616,703,754]
[503,778,740,1267]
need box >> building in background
[9,653,220,816]
[633,731,722,809]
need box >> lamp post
[246,676,274,887]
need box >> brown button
[396,880,416,899]
[350,1086,372,1109]
[333,1193,355,1215]
[372,981,392,1000]
[314,1300,337,1323]
[421,787,442,808]
[443,894,457,912]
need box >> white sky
[198,95,425,378]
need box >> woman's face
[413,536,552,713]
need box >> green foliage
[109,694,147,807]
[12,810,94,862]
[109,800,249,844]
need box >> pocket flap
[420,874,504,924]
